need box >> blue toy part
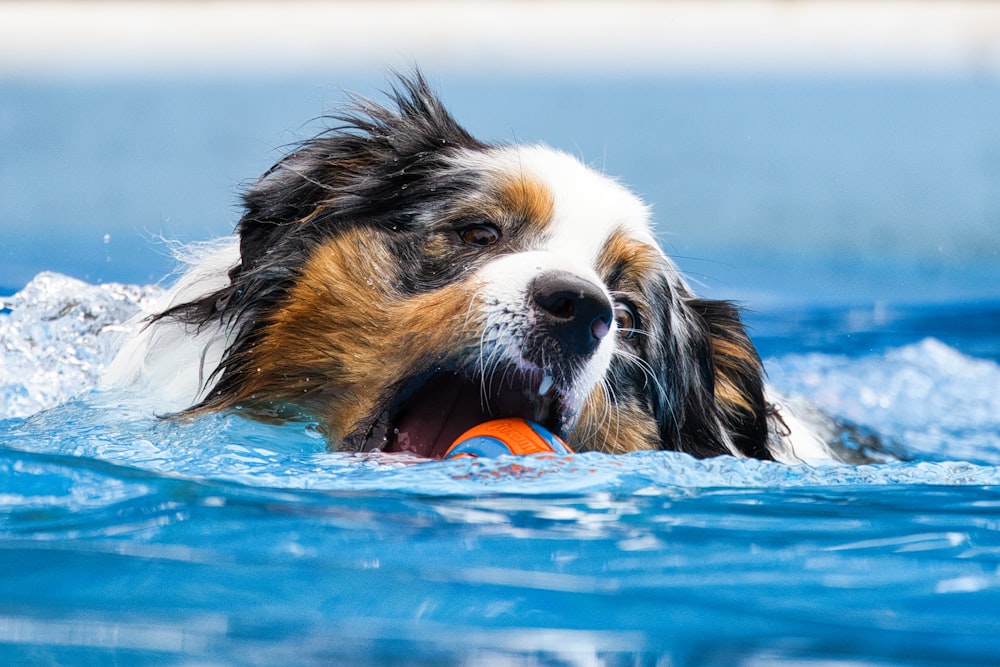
[445,435,517,459]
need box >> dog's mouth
[349,368,571,459]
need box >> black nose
[531,270,613,357]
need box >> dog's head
[165,72,771,459]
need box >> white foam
[4,272,1000,468]
[0,272,160,419]
[768,338,1000,463]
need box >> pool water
[2,273,1000,666]
[2,76,1000,665]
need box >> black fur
[158,72,489,405]
[155,71,774,459]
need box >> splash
[768,338,1000,463]
[0,272,161,419]
[3,272,1000,487]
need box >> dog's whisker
[596,379,616,449]
[613,347,669,405]
[599,380,622,453]
[577,381,613,453]
[102,69,791,462]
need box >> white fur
[497,145,657,248]
[102,240,239,412]
[458,145,659,257]
[481,147,839,463]
[466,145,657,424]
[766,395,852,465]
[474,249,616,411]
[102,144,840,463]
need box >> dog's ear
[644,287,771,459]
[686,298,772,459]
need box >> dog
[104,72,847,463]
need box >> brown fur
[495,173,556,233]
[151,72,779,460]
[595,229,665,291]
[212,228,486,443]
[711,335,762,415]
[576,389,661,454]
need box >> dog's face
[170,74,771,459]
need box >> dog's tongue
[390,374,488,458]
[389,373,537,459]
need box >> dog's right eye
[613,302,638,339]
[458,224,501,247]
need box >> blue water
[3,75,1000,302]
[2,75,1000,665]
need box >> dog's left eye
[459,224,501,247]
[613,302,637,339]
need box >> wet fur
[120,72,782,459]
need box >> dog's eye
[613,302,637,339]
[459,224,501,247]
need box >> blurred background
[2,0,999,306]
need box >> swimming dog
[105,72,842,463]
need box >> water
[3,76,1000,303]
[3,76,1000,664]
[3,273,1000,665]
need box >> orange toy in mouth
[443,418,574,459]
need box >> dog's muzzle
[347,269,615,458]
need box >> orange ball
[444,418,573,459]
